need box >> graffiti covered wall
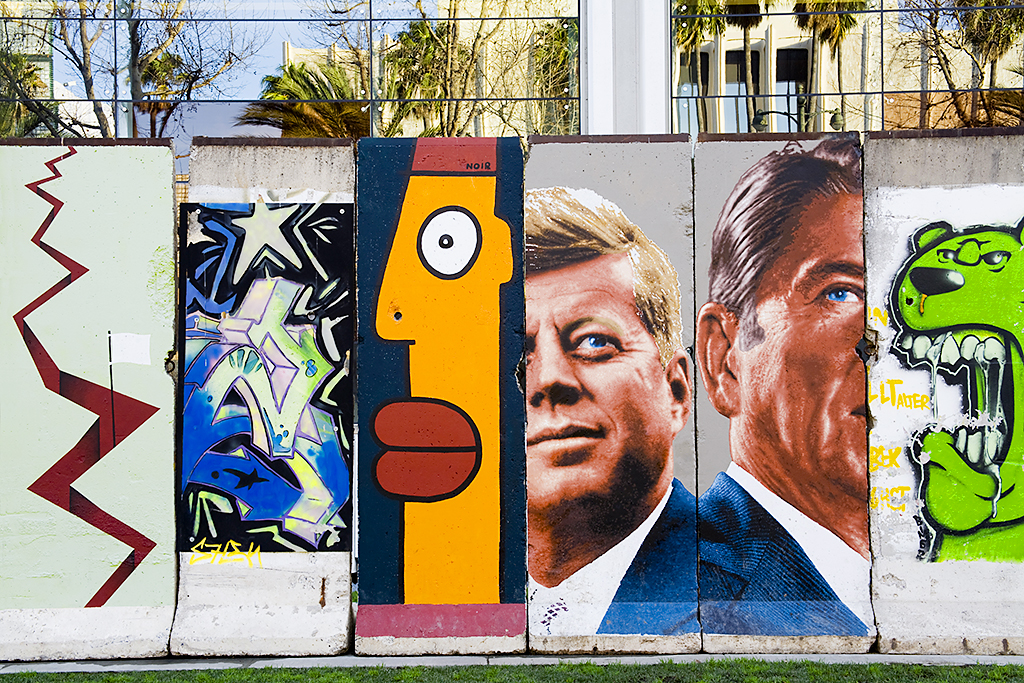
[523,137,699,654]
[0,143,176,660]
[7,133,1024,660]
[865,131,1024,654]
[169,141,355,656]
[355,138,526,655]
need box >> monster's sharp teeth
[961,335,980,361]
[913,335,932,360]
[974,342,988,366]
[955,426,968,454]
[900,333,914,350]
[967,430,984,464]
[984,337,1006,363]
[984,430,1002,467]
[940,335,960,365]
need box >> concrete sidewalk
[6,652,1024,673]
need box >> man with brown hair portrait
[525,186,698,637]
[695,137,872,637]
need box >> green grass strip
[7,661,1024,683]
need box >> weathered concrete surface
[702,635,874,654]
[188,140,355,203]
[864,130,1024,654]
[175,140,356,657]
[0,607,173,661]
[170,553,351,656]
[12,652,1024,673]
[528,634,701,655]
[354,635,526,656]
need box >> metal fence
[671,0,1024,134]
[0,1,579,169]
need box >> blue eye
[578,335,610,350]
[827,289,852,303]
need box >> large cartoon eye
[417,207,482,279]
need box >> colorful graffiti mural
[887,219,1024,561]
[355,138,526,650]
[180,202,353,553]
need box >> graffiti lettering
[869,306,889,327]
[189,537,263,567]
[869,379,929,409]
[870,445,902,472]
[871,486,912,511]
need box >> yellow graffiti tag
[870,445,902,472]
[870,486,912,511]
[869,307,888,327]
[189,538,263,567]
[869,379,929,409]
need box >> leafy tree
[893,0,1024,127]
[235,62,371,138]
[529,17,578,135]
[306,0,571,137]
[794,0,864,130]
[956,0,1024,123]
[0,48,51,135]
[0,0,264,137]
[673,0,725,132]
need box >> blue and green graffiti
[180,202,353,552]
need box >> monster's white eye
[417,207,481,279]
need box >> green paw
[921,430,995,532]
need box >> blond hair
[525,186,682,365]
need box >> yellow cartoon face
[375,175,513,342]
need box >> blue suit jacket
[698,472,869,636]
[597,478,700,635]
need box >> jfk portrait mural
[524,186,699,638]
[694,137,873,637]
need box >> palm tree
[724,0,774,131]
[794,0,865,130]
[235,62,371,138]
[674,0,726,132]
[0,49,62,137]
[137,52,186,138]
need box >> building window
[676,51,710,135]
[724,50,760,133]
[774,48,808,132]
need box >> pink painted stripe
[356,603,526,638]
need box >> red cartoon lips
[371,399,482,502]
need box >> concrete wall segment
[171,141,355,656]
[693,134,874,651]
[524,137,698,653]
[864,131,1024,654]
[0,143,176,659]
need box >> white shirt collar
[726,462,873,629]
[528,484,673,636]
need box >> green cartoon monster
[890,218,1024,561]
